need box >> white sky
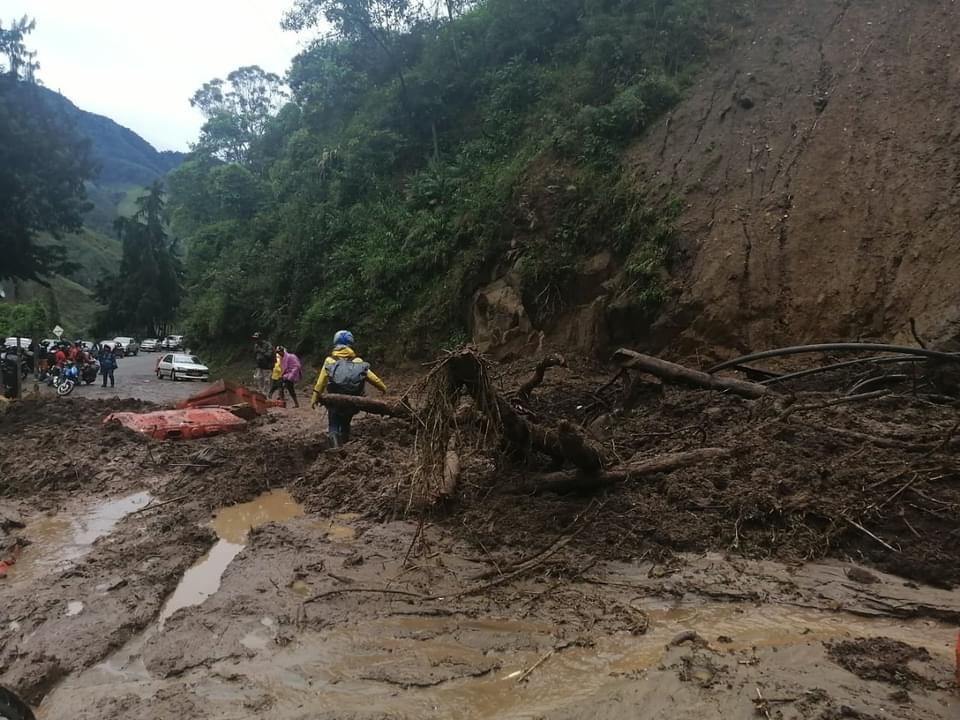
[7,1,305,151]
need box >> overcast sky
[7,1,305,151]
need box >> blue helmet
[333,330,354,347]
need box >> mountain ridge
[37,86,184,188]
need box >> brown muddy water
[37,594,958,719]
[5,491,152,587]
[21,491,960,719]
[158,488,305,625]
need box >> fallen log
[531,447,738,493]
[317,393,411,418]
[516,353,566,402]
[613,349,770,399]
[557,420,603,473]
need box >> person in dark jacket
[98,344,117,388]
[252,332,274,394]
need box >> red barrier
[104,408,248,440]
[175,379,284,414]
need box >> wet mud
[0,389,958,718]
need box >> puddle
[6,491,152,584]
[39,585,960,719]
[158,489,304,627]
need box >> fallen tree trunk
[318,393,411,418]
[613,349,770,399]
[531,447,738,493]
[516,353,566,402]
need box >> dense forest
[170,0,751,357]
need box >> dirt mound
[285,355,960,589]
[628,0,960,352]
[827,638,938,690]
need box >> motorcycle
[81,360,99,385]
[52,363,81,397]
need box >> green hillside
[170,0,737,357]
[4,90,184,337]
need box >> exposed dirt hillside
[630,0,960,355]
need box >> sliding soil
[1,362,958,718]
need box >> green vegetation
[0,17,95,283]
[93,183,183,338]
[0,300,47,340]
[170,0,736,357]
[1,17,184,336]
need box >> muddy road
[1,362,959,718]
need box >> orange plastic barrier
[104,408,248,440]
[175,379,284,414]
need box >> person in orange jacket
[310,330,386,446]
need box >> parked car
[113,337,140,356]
[156,353,209,382]
[3,338,31,349]
[162,335,185,350]
[140,338,161,352]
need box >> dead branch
[844,517,901,553]
[614,349,769,399]
[909,318,928,349]
[777,390,890,420]
[791,420,940,451]
[318,393,411,418]
[531,447,738,493]
[449,350,604,470]
[516,353,566,402]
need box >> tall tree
[95,182,182,337]
[283,0,418,110]
[0,15,39,80]
[190,65,287,164]
[0,17,95,282]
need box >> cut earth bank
[0,356,958,719]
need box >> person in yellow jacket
[268,350,283,399]
[310,330,387,446]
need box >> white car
[156,353,209,382]
[140,338,161,352]
[162,335,185,350]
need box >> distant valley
[6,87,183,336]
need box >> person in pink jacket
[277,346,302,408]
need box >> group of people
[47,340,120,388]
[252,330,387,447]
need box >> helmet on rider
[333,330,354,347]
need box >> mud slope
[631,0,960,353]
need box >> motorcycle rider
[310,331,387,446]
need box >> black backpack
[327,359,369,396]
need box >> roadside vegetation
[169,0,750,356]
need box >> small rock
[845,567,880,584]
[669,630,707,647]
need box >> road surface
[55,351,210,404]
